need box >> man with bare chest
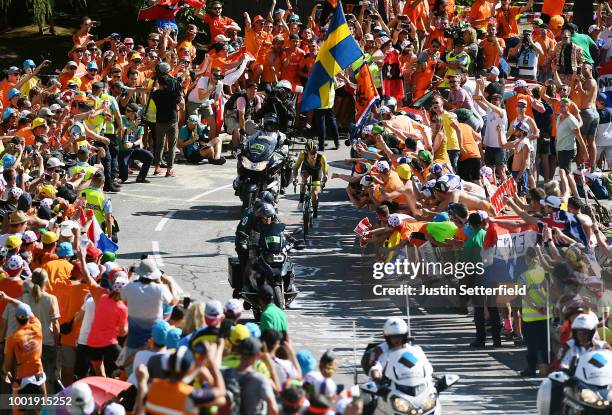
[572,63,599,169]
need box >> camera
[110,33,121,41]
[397,15,408,21]
[91,20,101,27]
[214,73,224,81]
[522,30,531,42]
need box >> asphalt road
[112,145,540,414]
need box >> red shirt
[0,278,23,316]
[281,47,305,85]
[87,285,128,348]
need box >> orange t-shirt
[73,33,90,47]
[403,1,427,31]
[203,14,236,43]
[31,249,58,271]
[15,127,35,147]
[399,221,429,246]
[245,27,271,57]
[496,6,521,39]
[469,0,493,29]
[384,171,409,205]
[5,315,43,379]
[79,74,98,92]
[542,0,565,17]
[0,278,23,316]
[262,50,282,84]
[458,123,481,160]
[0,79,16,109]
[43,259,74,320]
[60,281,90,347]
[480,37,505,68]
[281,48,305,85]
[505,93,534,124]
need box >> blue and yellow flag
[300,1,363,112]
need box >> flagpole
[546,274,551,365]
[352,320,358,384]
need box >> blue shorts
[511,170,528,196]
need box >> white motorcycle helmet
[384,317,409,336]
[276,80,292,91]
[572,312,599,331]
[574,350,612,387]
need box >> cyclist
[292,140,329,219]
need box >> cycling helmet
[383,317,408,336]
[263,113,279,126]
[168,346,195,378]
[429,163,443,176]
[388,214,402,228]
[396,164,412,181]
[305,139,317,153]
[572,312,599,331]
[258,191,275,205]
[256,202,276,218]
[417,150,432,164]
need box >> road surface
[113,146,540,414]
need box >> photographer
[117,103,153,184]
[514,30,543,81]
[177,114,226,165]
[186,67,224,144]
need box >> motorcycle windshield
[259,223,286,253]
[245,135,277,163]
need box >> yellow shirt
[440,111,459,150]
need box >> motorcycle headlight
[419,393,436,411]
[581,388,599,404]
[241,159,268,171]
[391,397,414,413]
[607,388,612,401]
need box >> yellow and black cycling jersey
[294,151,329,177]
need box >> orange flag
[355,63,379,126]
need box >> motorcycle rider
[234,193,278,298]
[368,317,433,381]
[558,312,610,371]
[292,139,329,218]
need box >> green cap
[532,18,544,27]
[372,124,385,134]
[101,251,117,264]
[561,97,572,105]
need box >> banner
[490,176,516,214]
[481,218,538,288]
[598,60,612,108]
[355,63,379,127]
[222,52,255,86]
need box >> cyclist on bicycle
[292,139,329,218]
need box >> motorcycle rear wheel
[273,285,286,309]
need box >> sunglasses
[212,6,222,9]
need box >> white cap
[487,66,500,76]
[375,160,390,172]
[588,24,600,34]
[103,403,126,415]
[67,383,95,415]
[46,157,65,168]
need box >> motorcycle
[538,350,612,415]
[228,224,304,320]
[360,346,459,415]
[234,132,291,209]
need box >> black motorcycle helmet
[263,113,280,132]
[258,191,275,205]
[255,202,276,219]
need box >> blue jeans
[448,150,461,173]
[512,170,528,196]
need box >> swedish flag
[300,1,363,112]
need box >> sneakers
[153,166,162,175]
[297,202,303,211]
[209,157,226,165]
[513,336,525,347]
[104,183,121,193]
[136,177,151,183]
[519,369,537,377]
[165,168,175,177]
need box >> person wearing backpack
[224,81,262,152]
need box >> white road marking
[155,211,176,232]
[187,183,233,202]
[151,241,165,267]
